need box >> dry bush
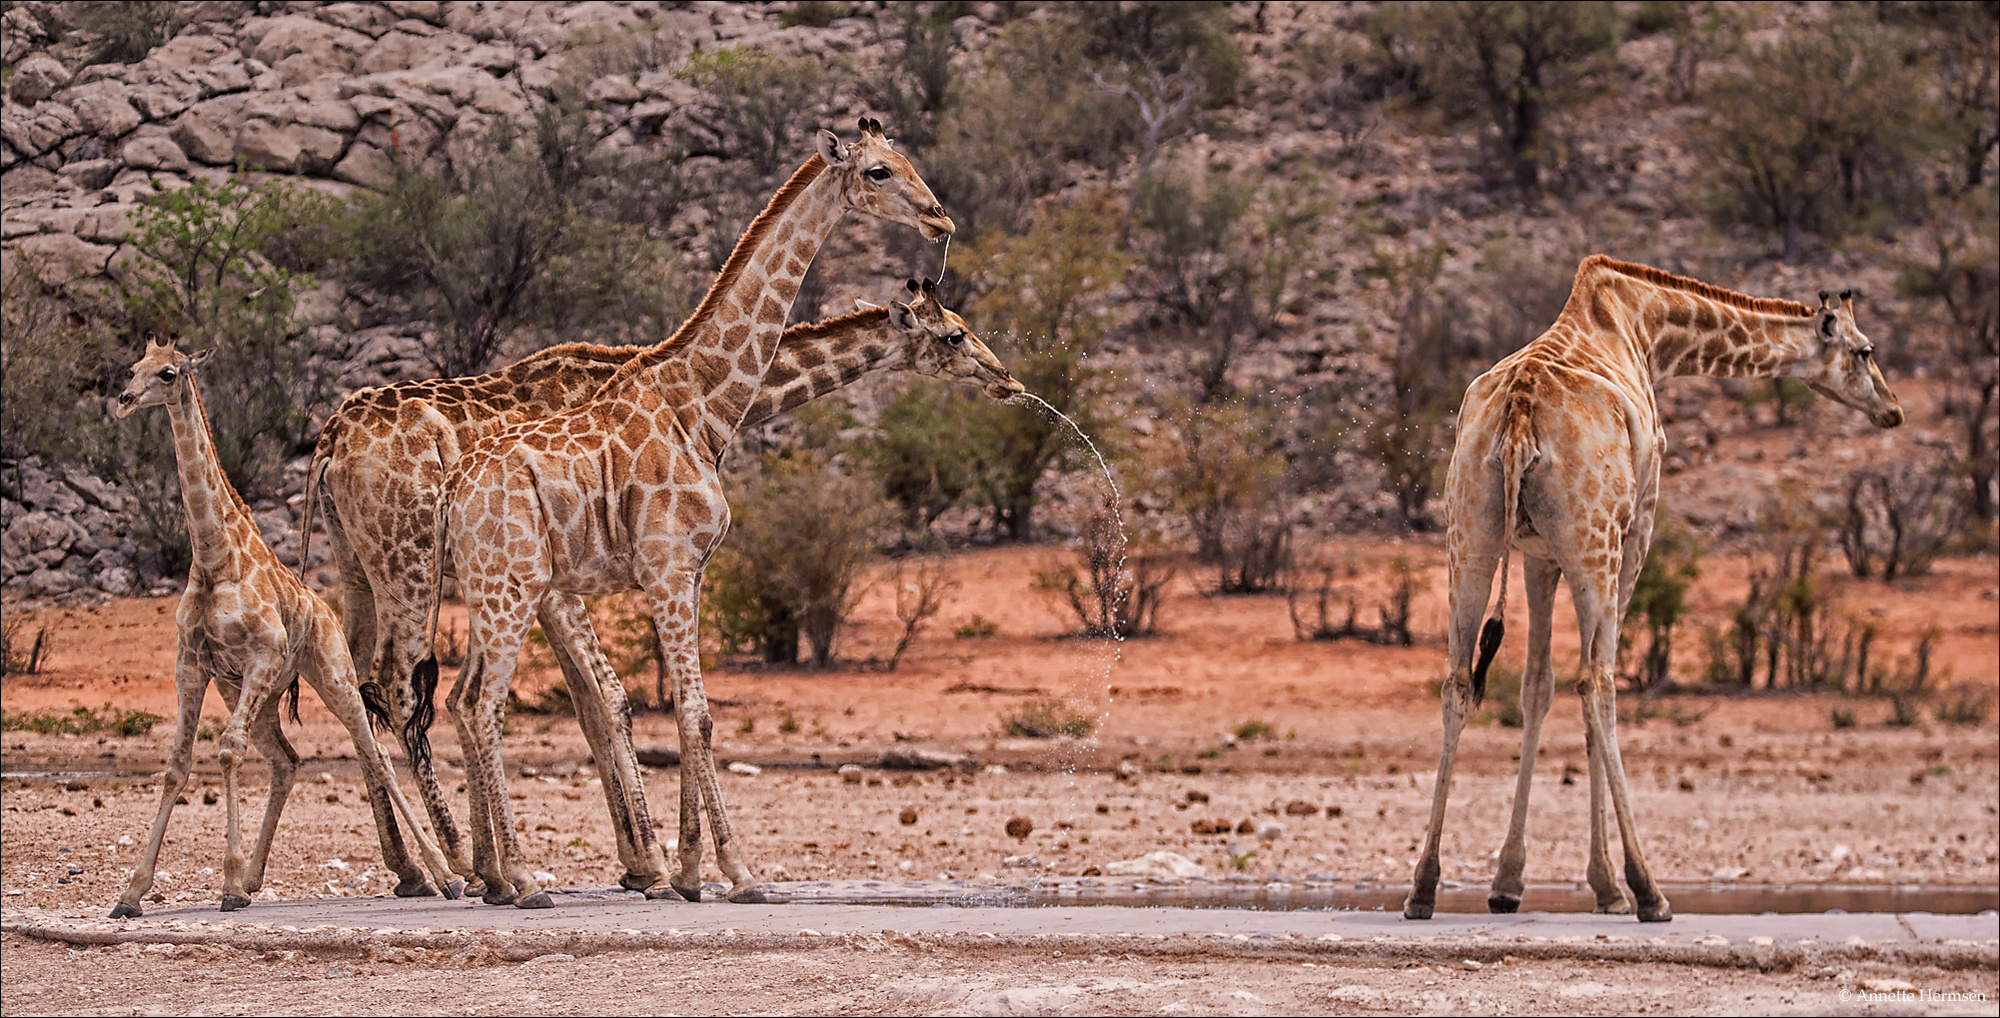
[1839,457,1965,581]
[1034,509,1173,639]
[1286,552,1415,646]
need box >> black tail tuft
[405,656,439,773]
[285,679,301,726]
[358,680,390,732]
[1472,617,1505,706]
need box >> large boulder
[66,81,143,139]
[121,133,190,172]
[233,116,345,174]
[7,53,68,104]
[8,233,114,288]
[1,100,81,159]
[250,15,374,87]
[170,94,250,164]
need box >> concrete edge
[6,919,1995,972]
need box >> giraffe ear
[854,299,881,310]
[815,129,844,165]
[186,348,214,369]
[889,301,917,331]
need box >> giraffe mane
[183,367,255,519]
[1583,255,1812,318]
[597,154,830,392]
[782,305,891,340]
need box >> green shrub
[1,703,163,737]
[706,451,889,667]
[999,699,1094,739]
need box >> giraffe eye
[865,167,893,182]
[945,332,965,346]
[1820,315,1835,338]
[157,368,176,381]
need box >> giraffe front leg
[538,595,666,895]
[1490,557,1560,914]
[114,648,207,918]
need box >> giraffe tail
[1472,407,1538,705]
[296,426,337,585]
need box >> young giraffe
[107,336,458,918]
[421,124,954,908]
[302,280,1019,894]
[1405,256,1903,923]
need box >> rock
[1004,816,1033,840]
[726,761,761,776]
[250,16,374,86]
[1103,851,1207,879]
[2,100,83,158]
[121,134,190,172]
[330,141,393,188]
[1283,799,1317,816]
[877,746,976,771]
[68,83,142,139]
[634,746,678,767]
[1255,820,1286,841]
[8,53,67,104]
[10,233,115,288]
[838,764,864,783]
[57,158,119,191]
[383,1,444,26]
[234,117,346,174]
[898,807,917,825]
[171,95,250,164]
[586,74,641,104]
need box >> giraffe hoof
[394,878,438,898]
[442,880,465,901]
[725,885,769,904]
[1487,894,1522,914]
[515,890,554,909]
[669,878,702,903]
[218,894,251,912]
[642,884,684,901]
[1593,899,1634,915]
[619,872,660,893]
[463,880,488,899]
[1637,900,1673,923]
[1402,899,1435,921]
[109,902,143,920]
[482,886,518,906]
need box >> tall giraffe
[1405,256,1902,924]
[107,336,457,918]
[421,124,955,908]
[302,280,1018,894]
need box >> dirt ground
[3,542,1996,1014]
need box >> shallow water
[763,878,2000,916]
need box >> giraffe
[1404,256,1903,923]
[301,280,1018,895]
[419,122,955,908]
[107,335,458,918]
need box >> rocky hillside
[3,1,1993,603]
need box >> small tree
[956,191,1133,541]
[706,452,888,667]
[862,378,982,531]
[678,47,834,176]
[1373,1,1620,194]
[1355,241,1478,531]
[1150,398,1290,594]
[1694,9,1937,261]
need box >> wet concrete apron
[7,880,1995,971]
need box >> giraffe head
[814,118,953,241]
[114,334,210,419]
[1795,291,1903,429]
[887,279,1023,400]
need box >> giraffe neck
[164,372,252,576]
[741,307,897,428]
[1573,257,1819,382]
[604,156,847,463]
